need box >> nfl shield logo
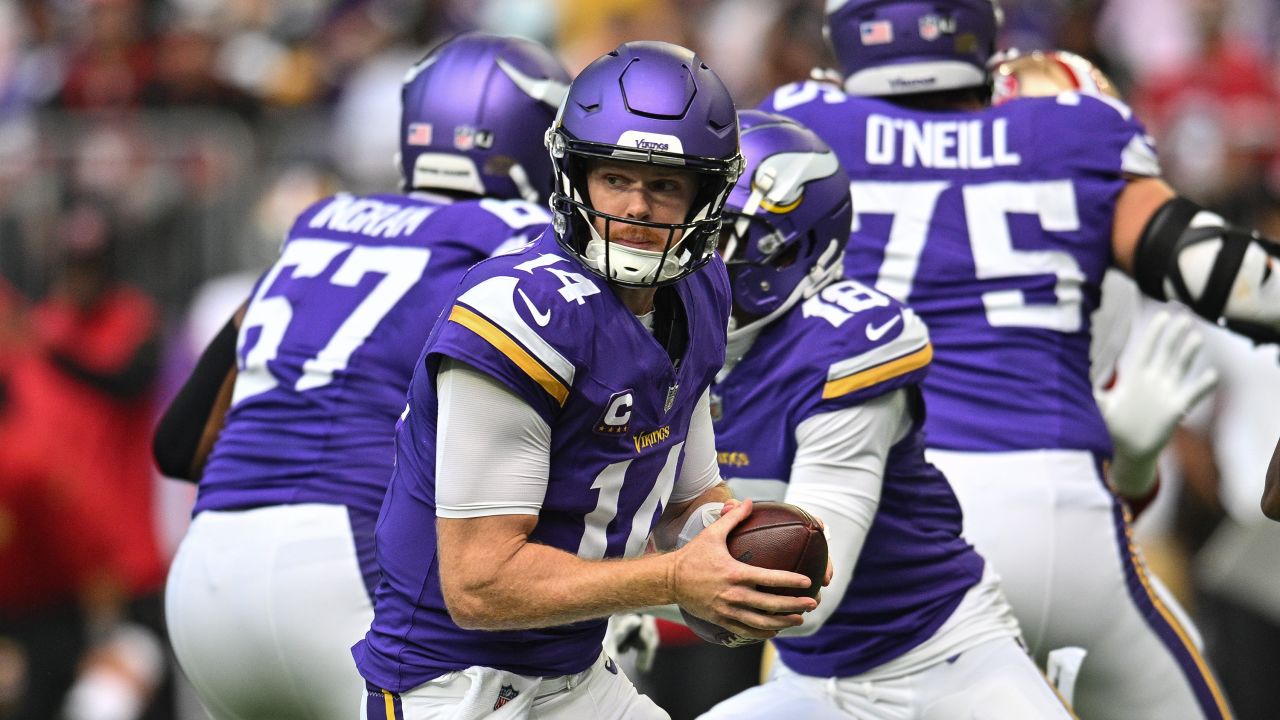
[494,684,519,710]
[455,126,495,151]
[454,126,476,150]
[664,384,679,414]
[919,13,957,40]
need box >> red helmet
[990,49,1121,105]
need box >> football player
[697,109,1071,719]
[761,1,1280,717]
[351,42,820,720]
[154,33,570,720]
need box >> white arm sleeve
[776,389,912,638]
[668,388,723,505]
[434,358,552,518]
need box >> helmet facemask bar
[719,211,793,273]
[719,207,845,322]
[549,128,742,288]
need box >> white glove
[603,613,660,673]
[675,502,724,549]
[1095,311,1218,496]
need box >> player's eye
[651,179,685,194]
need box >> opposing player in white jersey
[697,109,1071,719]
[762,1,1280,718]
[153,33,569,720]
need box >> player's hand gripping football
[670,499,818,641]
[1095,311,1218,496]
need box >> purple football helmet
[399,32,570,202]
[825,0,1003,97]
[720,110,850,320]
[546,41,743,288]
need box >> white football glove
[675,502,724,549]
[603,613,660,673]
[1095,311,1218,497]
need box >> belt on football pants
[535,651,609,697]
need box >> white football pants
[928,449,1232,720]
[166,503,374,720]
[698,636,1071,719]
[359,652,668,720]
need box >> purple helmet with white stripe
[825,0,1003,97]
[546,41,743,287]
[399,32,570,202]
[720,110,850,321]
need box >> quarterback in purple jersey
[699,110,1070,719]
[762,1,1280,718]
[352,42,821,720]
[153,33,569,720]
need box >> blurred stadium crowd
[2,0,1280,718]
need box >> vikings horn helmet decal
[720,110,852,321]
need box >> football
[680,501,828,647]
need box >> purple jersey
[712,279,983,677]
[353,232,731,689]
[195,192,549,593]
[763,85,1161,454]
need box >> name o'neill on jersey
[865,115,1021,170]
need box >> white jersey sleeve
[778,388,911,637]
[434,358,552,518]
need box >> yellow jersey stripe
[1121,513,1233,717]
[822,343,933,400]
[381,689,395,720]
[449,305,570,406]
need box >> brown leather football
[680,501,828,647]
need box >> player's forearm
[441,532,680,630]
